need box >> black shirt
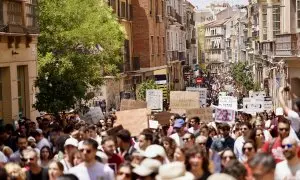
[26,168,49,180]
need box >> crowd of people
[0,86,299,180]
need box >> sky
[188,0,248,9]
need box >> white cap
[144,144,166,159]
[64,138,78,147]
[275,107,284,116]
[133,158,161,176]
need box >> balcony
[0,1,39,34]
[275,34,298,57]
[186,40,191,49]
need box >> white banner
[243,97,264,114]
[146,89,163,111]
[218,96,237,110]
[215,108,235,124]
[186,87,207,106]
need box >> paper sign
[170,91,200,109]
[186,87,207,106]
[116,108,150,136]
[120,99,147,111]
[215,108,235,124]
[218,96,237,110]
[243,97,264,114]
[146,89,163,111]
[264,97,273,112]
[171,107,213,122]
[219,92,227,96]
[249,91,266,98]
[154,111,176,125]
[149,120,159,129]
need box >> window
[111,0,117,12]
[262,5,267,40]
[25,0,38,27]
[157,37,159,55]
[162,0,164,18]
[117,0,121,17]
[151,36,154,55]
[7,1,23,25]
[0,69,2,121]
[273,5,281,37]
[162,37,165,54]
[121,2,126,18]
[17,66,26,118]
[297,0,300,28]
[150,0,153,16]
[155,0,158,16]
[166,32,170,51]
[129,4,133,20]
[125,0,129,19]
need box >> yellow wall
[0,36,38,124]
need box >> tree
[136,80,159,101]
[34,0,124,114]
[231,62,254,93]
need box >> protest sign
[215,108,235,124]
[149,120,159,129]
[218,96,237,110]
[120,99,147,111]
[170,107,213,122]
[146,89,163,111]
[170,91,200,109]
[243,97,264,114]
[186,87,207,106]
[249,91,266,98]
[154,111,176,125]
[264,96,273,112]
[116,108,150,136]
[219,92,227,96]
[80,107,104,124]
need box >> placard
[219,92,227,96]
[218,96,237,110]
[116,108,150,136]
[243,97,264,114]
[264,97,273,112]
[154,111,176,125]
[120,99,147,111]
[149,120,159,129]
[146,89,163,111]
[215,108,235,124]
[249,91,266,98]
[170,91,200,109]
[186,87,207,106]
[171,107,213,122]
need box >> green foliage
[136,80,159,101]
[231,62,254,92]
[34,0,124,114]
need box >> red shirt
[261,137,285,163]
[108,154,123,172]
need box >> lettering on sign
[218,96,237,110]
[170,91,200,109]
[186,87,207,106]
[146,89,163,111]
[215,108,235,124]
[243,97,264,113]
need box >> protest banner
[120,99,147,111]
[215,108,235,124]
[149,120,159,129]
[186,87,207,106]
[218,96,237,110]
[116,108,151,136]
[243,97,264,114]
[170,91,200,109]
[146,89,163,111]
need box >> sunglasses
[198,142,206,146]
[279,128,290,132]
[222,155,235,160]
[118,172,131,178]
[183,138,190,141]
[80,149,92,154]
[281,144,293,149]
[242,147,253,152]
[21,158,34,162]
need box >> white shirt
[68,162,114,180]
[234,136,245,162]
[188,127,200,135]
[170,133,184,148]
[287,110,300,133]
[60,159,73,173]
[275,160,300,180]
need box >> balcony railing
[0,1,39,34]
[275,34,298,56]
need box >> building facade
[0,0,39,124]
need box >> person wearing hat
[170,119,186,148]
[156,162,194,180]
[144,144,168,164]
[60,138,78,172]
[133,158,161,179]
